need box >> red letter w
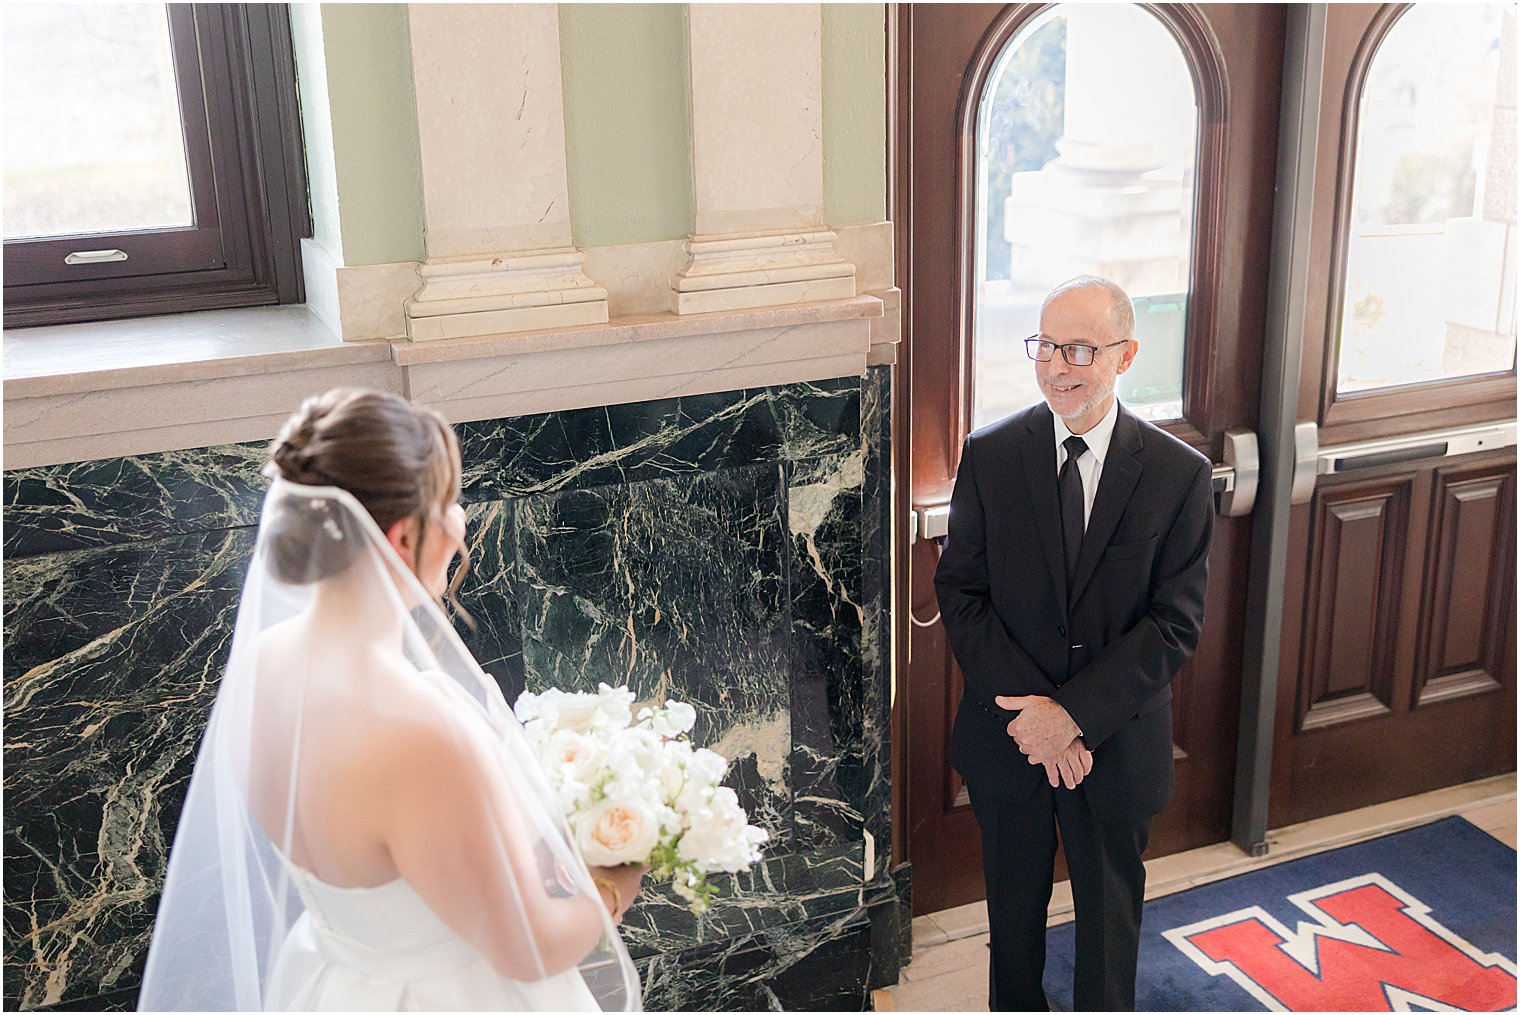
[1165,874,1517,1011]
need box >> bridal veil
[139,478,640,1010]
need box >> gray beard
[1045,377,1115,424]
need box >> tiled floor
[874,774,1517,1012]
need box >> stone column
[671,4,855,314]
[1003,4,1195,296]
[405,4,606,341]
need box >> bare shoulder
[358,655,495,785]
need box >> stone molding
[4,297,884,470]
[292,222,893,342]
[404,248,609,342]
[671,230,857,314]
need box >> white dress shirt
[1053,398,1120,531]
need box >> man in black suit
[934,275,1213,1011]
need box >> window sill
[4,295,894,470]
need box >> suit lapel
[1015,404,1069,609]
[1070,406,1145,607]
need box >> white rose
[622,727,666,772]
[554,694,603,733]
[546,728,604,785]
[576,797,660,866]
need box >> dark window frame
[1310,2,1516,444]
[3,4,310,328]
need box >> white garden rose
[545,728,603,785]
[552,694,604,733]
[513,690,543,723]
[576,797,661,866]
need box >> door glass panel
[972,5,1198,430]
[1336,5,1516,395]
[3,4,193,240]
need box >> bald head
[1040,275,1135,344]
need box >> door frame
[888,0,1516,900]
[889,1,1288,911]
[1232,2,1518,849]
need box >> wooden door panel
[1415,464,1516,706]
[1298,477,1412,731]
[1274,451,1517,827]
[1274,0,1517,826]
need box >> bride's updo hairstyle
[263,388,465,592]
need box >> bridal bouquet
[514,683,769,914]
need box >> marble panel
[859,365,894,857]
[3,371,899,1011]
[514,463,793,850]
[866,864,913,991]
[4,529,252,1011]
[620,841,864,961]
[788,452,866,850]
[639,905,874,1012]
[455,377,857,502]
[456,389,779,501]
[451,500,525,703]
[772,378,860,464]
[3,444,267,559]
[37,985,136,1012]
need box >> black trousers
[968,780,1151,1012]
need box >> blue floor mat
[1043,816,1517,1011]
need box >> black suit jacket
[934,402,1213,822]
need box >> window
[1335,4,1515,395]
[2,4,309,328]
[971,4,1199,430]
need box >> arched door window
[1334,4,1515,395]
[972,4,1199,430]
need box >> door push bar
[910,426,1263,540]
[1315,419,1517,476]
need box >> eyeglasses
[1024,336,1128,366]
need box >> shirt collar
[1053,397,1121,467]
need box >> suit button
[1058,625,1066,637]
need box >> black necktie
[1059,435,1088,587]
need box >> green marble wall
[3,370,899,1011]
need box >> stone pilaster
[672,4,855,314]
[406,4,606,340]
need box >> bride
[140,389,645,1011]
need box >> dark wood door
[1267,4,1517,826]
[897,3,1288,915]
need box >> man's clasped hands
[994,695,1093,790]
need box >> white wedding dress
[141,479,640,1011]
[266,863,600,1012]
